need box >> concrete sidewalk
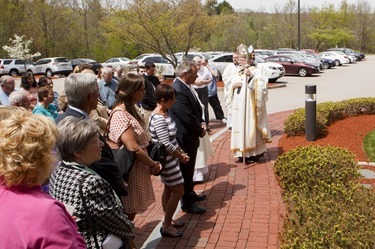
[132,110,294,249]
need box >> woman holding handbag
[149,84,190,237]
[49,117,135,249]
[107,73,161,221]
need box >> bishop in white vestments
[230,52,272,163]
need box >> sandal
[171,220,185,228]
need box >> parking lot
[13,55,374,118]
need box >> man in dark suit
[169,60,207,214]
[56,73,127,198]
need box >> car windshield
[120,58,130,61]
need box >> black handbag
[147,141,166,164]
[104,109,137,182]
[147,141,166,176]
[147,114,167,176]
[111,145,136,182]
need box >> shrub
[284,97,375,137]
[275,146,359,193]
[275,146,375,248]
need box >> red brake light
[0,65,4,69]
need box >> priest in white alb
[230,45,272,164]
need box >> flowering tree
[2,34,41,60]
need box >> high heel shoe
[160,227,183,238]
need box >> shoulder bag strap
[103,108,123,138]
[148,113,157,133]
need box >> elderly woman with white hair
[49,116,135,249]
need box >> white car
[102,57,137,70]
[135,54,175,78]
[317,51,350,66]
[256,57,285,83]
[33,57,73,77]
[333,51,357,63]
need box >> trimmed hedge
[275,146,375,248]
[284,97,375,137]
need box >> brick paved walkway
[133,110,294,249]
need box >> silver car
[0,59,28,76]
[33,57,73,77]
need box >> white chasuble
[230,64,272,158]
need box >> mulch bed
[278,114,375,189]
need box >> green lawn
[363,129,375,161]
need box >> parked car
[275,50,323,70]
[317,51,350,66]
[33,57,73,77]
[318,57,336,69]
[102,57,137,70]
[0,59,28,76]
[174,52,209,62]
[255,57,285,83]
[70,58,102,74]
[208,53,235,79]
[264,55,320,77]
[334,51,357,63]
[135,54,175,78]
[327,48,365,61]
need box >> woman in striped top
[149,84,190,238]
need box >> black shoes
[237,154,265,164]
[160,227,183,238]
[182,203,206,214]
[245,156,259,164]
[191,192,206,202]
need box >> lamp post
[305,85,317,141]
[298,0,301,50]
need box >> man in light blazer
[169,60,207,214]
[56,73,127,198]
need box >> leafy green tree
[104,0,210,67]
[216,0,234,15]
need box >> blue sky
[224,0,374,12]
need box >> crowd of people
[0,44,271,248]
